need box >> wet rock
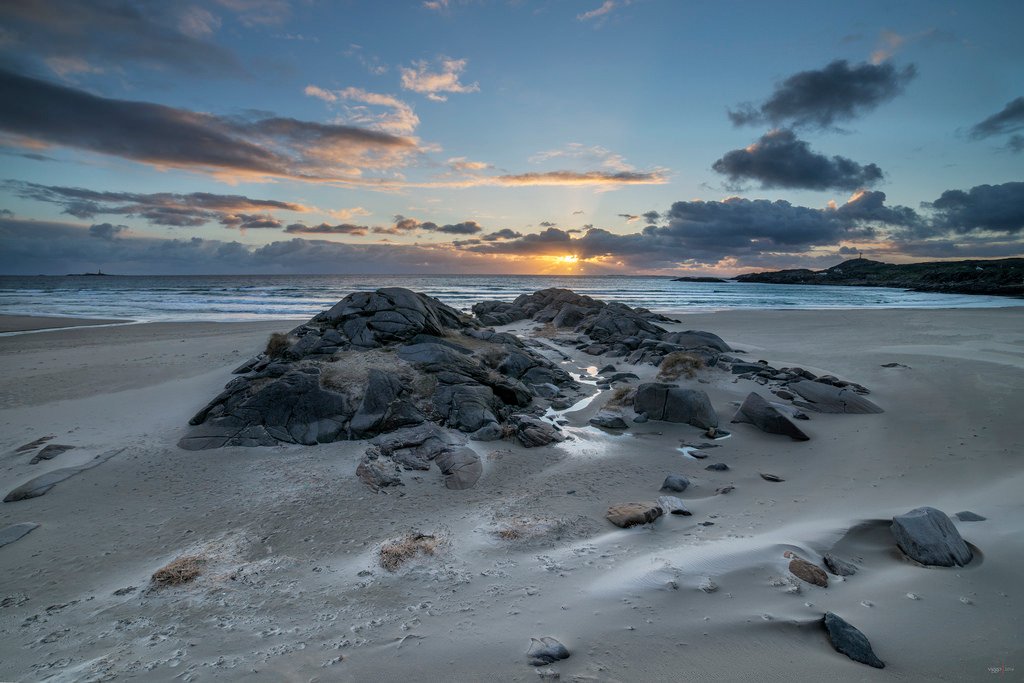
[28,444,75,464]
[527,636,570,666]
[4,449,123,503]
[0,522,39,548]
[823,612,884,668]
[955,511,986,522]
[656,495,691,516]
[705,463,729,471]
[731,393,809,440]
[606,502,663,528]
[787,554,828,587]
[891,507,973,567]
[759,472,784,482]
[788,380,883,414]
[598,364,617,374]
[823,553,858,576]
[589,412,629,430]
[660,474,690,492]
[634,383,718,429]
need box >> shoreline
[1,306,1021,680]
[0,314,135,333]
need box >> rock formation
[890,506,973,567]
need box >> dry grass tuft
[495,526,524,541]
[379,533,439,572]
[265,332,294,359]
[605,385,636,409]
[476,347,507,369]
[151,555,205,587]
[658,351,705,380]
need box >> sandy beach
[1,307,1022,681]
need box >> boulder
[660,474,690,492]
[731,393,809,440]
[527,637,570,666]
[823,553,858,576]
[891,507,973,567]
[656,495,691,516]
[434,447,483,490]
[823,612,884,668]
[788,555,828,587]
[606,502,663,528]
[660,330,731,352]
[633,383,718,429]
[788,380,883,414]
[589,412,629,430]
[514,417,565,448]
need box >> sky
[0,0,1021,276]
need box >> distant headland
[735,258,1024,297]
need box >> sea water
[0,274,1017,322]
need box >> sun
[555,254,578,264]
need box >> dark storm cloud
[6,181,307,227]
[285,222,368,235]
[712,129,884,191]
[88,222,127,240]
[0,70,420,182]
[729,60,916,129]
[0,1,244,78]
[969,97,1024,152]
[431,221,483,235]
[642,211,660,224]
[926,182,1024,233]
[482,229,522,241]
[539,221,558,227]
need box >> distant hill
[734,258,1024,297]
[671,276,727,283]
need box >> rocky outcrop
[731,392,809,440]
[471,287,729,368]
[180,288,583,452]
[891,507,973,567]
[823,612,884,668]
[633,383,718,429]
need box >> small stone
[823,612,884,668]
[823,553,857,576]
[715,485,735,495]
[606,502,663,528]
[660,474,690,493]
[959,596,973,605]
[906,592,919,600]
[527,636,570,666]
[705,463,729,471]
[760,472,784,482]
[787,554,828,587]
[698,578,718,593]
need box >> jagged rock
[514,417,565,448]
[788,555,828,587]
[788,380,883,414]
[891,507,973,567]
[660,474,690,492]
[656,495,691,516]
[589,412,629,430]
[823,612,884,668]
[4,449,123,502]
[0,522,39,548]
[606,502,663,528]
[633,383,718,429]
[356,447,403,490]
[527,636,570,666]
[824,553,858,576]
[731,393,809,440]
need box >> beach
[1,306,1022,681]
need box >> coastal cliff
[735,258,1024,297]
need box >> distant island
[735,258,1024,297]
[671,276,727,283]
[67,270,112,277]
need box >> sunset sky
[0,0,1021,275]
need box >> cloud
[572,210,585,215]
[0,1,244,78]
[530,143,634,172]
[969,97,1024,153]
[344,44,388,75]
[578,0,632,23]
[400,57,479,102]
[285,222,369,235]
[539,221,558,227]
[7,181,308,228]
[485,170,666,187]
[729,60,917,129]
[447,156,492,172]
[482,228,521,241]
[926,182,1024,234]
[304,85,419,135]
[712,129,884,191]
[384,215,484,235]
[88,222,127,240]
[0,69,422,183]
[642,210,660,224]
[617,214,639,222]
[215,0,290,27]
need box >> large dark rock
[434,447,483,490]
[660,474,690,492]
[823,612,884,668]
[359,424,482,490]
[891,507,973,567]
[634,383,718,429]
[514,416,565,448]
[788,380,883,414]
[731,392,809,440]
[315,287,470,347]
[527,636,570,666]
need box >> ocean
[0,274,1018,322]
